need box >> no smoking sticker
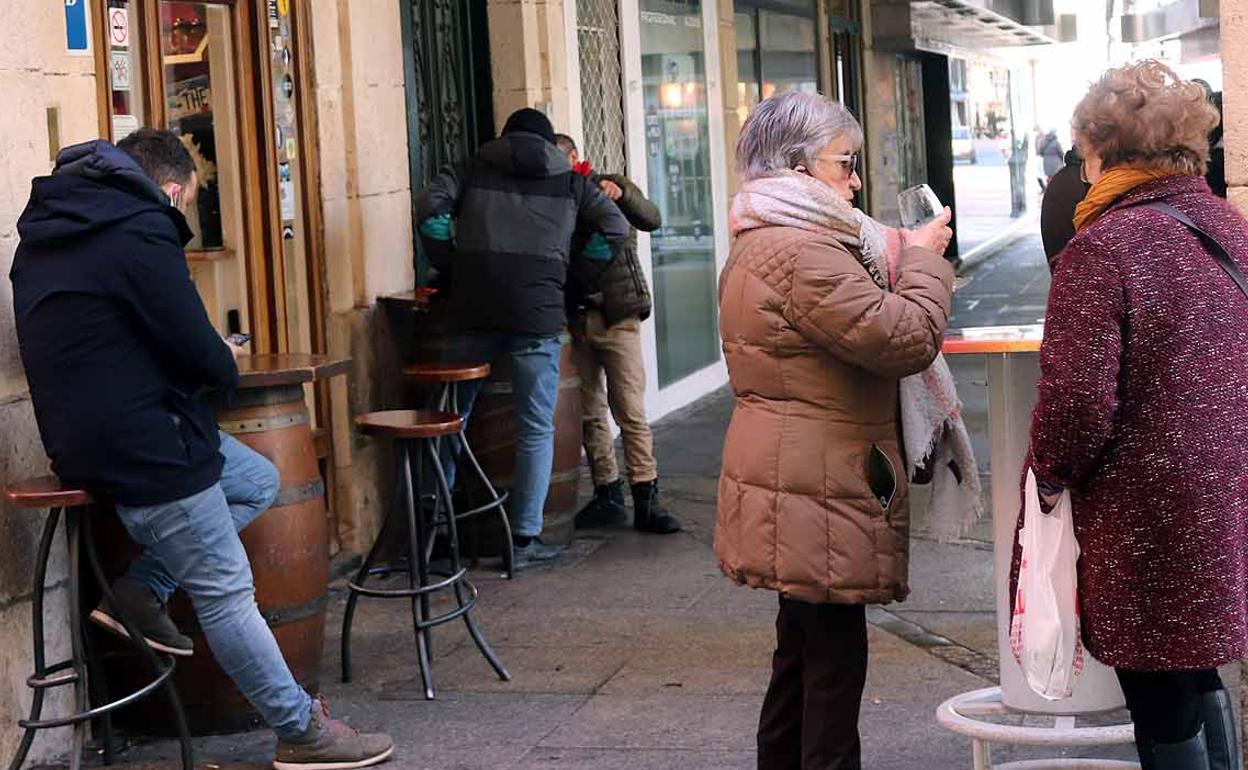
[109,8,128,47]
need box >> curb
[955,212,1039,276]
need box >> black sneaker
[574,479,628,529]
[273,695,394,769]
[89,576,193,657]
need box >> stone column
[487,0,578,131]
[1223,0,1248,748]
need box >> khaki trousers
[570,310,657,486]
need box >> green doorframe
[399,0,495,286]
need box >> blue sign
[65,0,89,52]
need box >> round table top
[236,354,352,388]
[355,410,462,439]
[403,361,491,383]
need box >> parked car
[952,126,975,163]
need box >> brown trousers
[570,310,657,485]
[757,597,869,770]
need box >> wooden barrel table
[98,354,350,735]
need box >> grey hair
[735,92,863,182]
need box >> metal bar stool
[404,362,514,579]
[341,410,510,699]
[5,477,192,770]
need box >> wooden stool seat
[5,477,93,509]
[403,362,491,384]
[356,410,462,439]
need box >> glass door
[640,0,720,387]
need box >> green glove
[419,213,454,242]
[583,232,613,262]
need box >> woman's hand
[907,207,953,254]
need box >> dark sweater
[11,141,238,505]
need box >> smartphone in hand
[226,332,253,347]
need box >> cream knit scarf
[730,171,983,542]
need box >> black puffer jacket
[416,132,629,337]
[11,141,237,505]
[572,173,659,326]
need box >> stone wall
[488,0,578,133]
[308,0,416,556]
[0,3,102,762]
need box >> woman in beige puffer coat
[717,92,954,769]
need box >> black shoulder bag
[1141,202,1248,299]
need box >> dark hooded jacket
[11,141,237,506]
[415,131,630,336]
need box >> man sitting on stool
[11,130,393,770]
[554,133,681,534]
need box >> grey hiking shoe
[512,537,565,570]
[89,576,193,657]
[274,696,394,770]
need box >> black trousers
[1116,667,1224,744]
[757,596,869,770]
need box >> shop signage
[110,50,132,91]
[65,0,89,53]
[109,7,129,47]
[169,75,212,120]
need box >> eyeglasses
[815,152,860,175]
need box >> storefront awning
[874,0,1058,54]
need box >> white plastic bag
[1009,468,1085,700]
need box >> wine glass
[898,184,969,291]
[898,184,943,228]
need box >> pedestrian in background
[554,133,682,535]
[1037,128,1065,187]
[1040,146,1087,268]
[1028,60,1244,769]
[415,109,630,570]
[717,92,955,769]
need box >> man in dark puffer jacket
[415,109,629,568]
[554,134,681,535]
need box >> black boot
[1199,689,1241,770]
[575,479,628,529]
[631,480,682,534]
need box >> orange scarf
[1073,166,1175,232]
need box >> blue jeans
[449,333,562,538]
[115,432,312,738]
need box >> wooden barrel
[465,336,583,544]
[99,383,329,735]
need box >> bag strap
[1139,202,1248,300]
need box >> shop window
[641,0,719,386]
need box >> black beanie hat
[502,108,556,144]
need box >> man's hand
[598,179,623,201]
[225,340,247,360]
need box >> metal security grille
[576,0,627,173]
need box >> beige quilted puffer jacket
[715,226,954,604]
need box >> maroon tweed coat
[1028,175,1248,671]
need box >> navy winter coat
[11,141,238,506]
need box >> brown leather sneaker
[273,696,394,770]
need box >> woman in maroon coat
[1030,60,1246,770]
